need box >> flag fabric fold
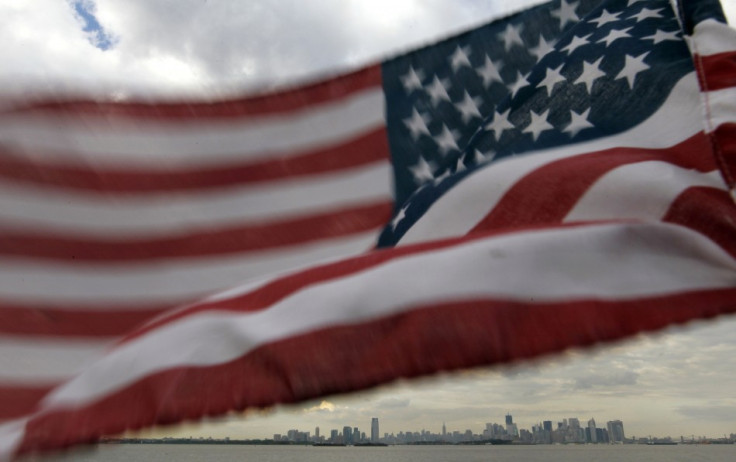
[1,0,735,458]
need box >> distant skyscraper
[371,418,379,442]
[343,426,353,444]
[315,426,319,439]
[587,418,597,443]
[607,420,625,443]
[442,422,446,437]
[543,421,552,432]
[505,414,513,425]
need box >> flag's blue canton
[680,0,728,34]
[379,0,693,248]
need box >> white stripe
[691,18,736,57]
[0,163,391,235]
[399,73,704,245]
[564,165,724,222]
[0,339,111,382]
[0,88,385,166]
[0,231,378,304]
[41,222,736,406]
[0,420,25,462]
[704,86,736,133]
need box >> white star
[454,91,483,123]
[409,157,435,184]
[390,205,408,230]
[455,156,467,173]
[403,108,431,140]
[563,108,594,137]
[433,168,452,186]
[479,149,497,163]
[561,33,591,55]
[629,7,663,22]
[475,55,504,87]
[508,71,530,98]
[449,45,472,72]
[400,66,424,93]
[538,64,567,96]
[474,149,495,164]
[588,9,621,27]
[615,52,650,88]
[434,124,460,155]
[574,57,607,94]
[552,0,580,29]
[529,35,557,61]
[643,29,680,44]
[425,76,452,106]
[485,108,515,140]
[498,23,525,51]
[433,169,452,184]
[522,109,554,141]
[597,27,633,47]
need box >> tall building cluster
[274,417,379,445]
[528,417,625,444]
[273,414,630,445]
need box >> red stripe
[0,302,172,337]
[0,385,54,421]
[16,290,736,456]
[2,65,383,120]
[470,133,715,232]
[0,201,393,262]
[663,186,736,258]
[0,127,389,194]
[709,123,736,189]
[123,220,628,341]
[698,50,736,92]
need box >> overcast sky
[1,0,735,441]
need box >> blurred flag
[1,0,735,458]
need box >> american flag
[1,0,735,458]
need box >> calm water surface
[26,444,736,462]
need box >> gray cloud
[573,370,639,390]
[678,404,736,422]
[0,0,546,97]
[376,397,411,409]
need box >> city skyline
[268,414,635,444]
[144,412,735,445]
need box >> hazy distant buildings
[587,418,597,443]
[505,414,518,438]
[607,420,625,443]
[270,413,645,446]
[343,426,353,444]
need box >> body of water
[23,443,736,462]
